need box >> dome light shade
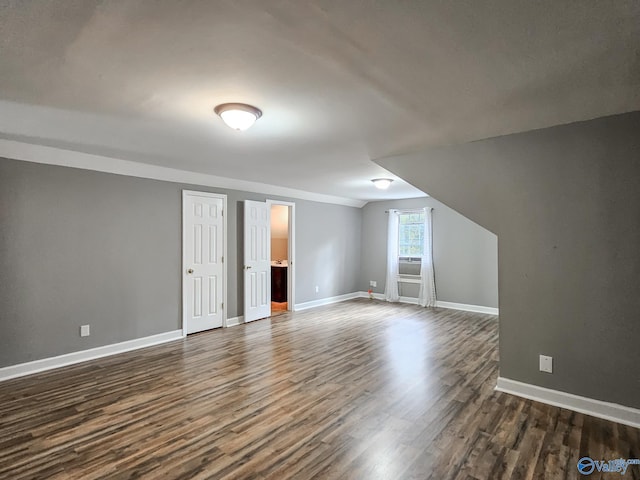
[214,103,262,131]
[372,178,393,190]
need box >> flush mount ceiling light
[372,178,394,190]
[214,103,262,131]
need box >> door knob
[187,268,194,274]
[245,265,252,270]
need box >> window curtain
[418,207,437,307]
[384,209,400,302]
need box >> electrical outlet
[539,355,553,373]
[369,280,377,287]
[315,285,319,293]
[80,325,90,337]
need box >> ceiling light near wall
[372,178,394,190]
[214,103,262,131]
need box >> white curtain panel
[384,209,400,302]
[418,208,437,307]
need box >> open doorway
[268,200,295,315]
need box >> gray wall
[361,197,498,308]
[295,200,362,302]
[0,158,361,367]
[377,111,640,409]
[0,160,179,366]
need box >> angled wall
[376,111,640,409]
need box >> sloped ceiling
[0,0,638,202]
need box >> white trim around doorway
[267,199,296,311]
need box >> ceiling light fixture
[214,103,262,131]
[372,178,394,190]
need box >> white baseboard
[436,301,499,315]
[495,377,640,429]
[357,292,498,314]
[226,316,244,327]
[357,291,420,304]
[294,292,361,311]
[0,330,184,382]
[283,291,497,315]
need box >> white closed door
[184,192,225,334]
[244,200,271,322]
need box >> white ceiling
[1,1,638,203]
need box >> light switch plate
[80,325,90,337]
[539,354,553,373]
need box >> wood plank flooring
[0,299,638,479]
[270,302,288,317]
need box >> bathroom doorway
[268,200,295,315]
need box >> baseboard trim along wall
[495,377,640,429]
[435,300,499,315]
[0,330,184,382]
[360,292,499,315]
[294,292,362,311]
[292,291,499,314]
[226,316,244,327]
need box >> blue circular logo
[578,457,595,475]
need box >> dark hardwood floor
[0,299,638,479]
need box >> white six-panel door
[244,200,271,322]
[183,192,225,334]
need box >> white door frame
[182,190,228,336]
[267,199,295,310]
